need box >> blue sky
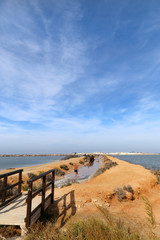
[0,0,160,154]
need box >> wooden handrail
[25,169,55,228]
[0,169,23,208]
[27,169,54,183]
[0,169,23,178]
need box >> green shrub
[22,183,42,192]
[123,185,134,194]
[27,172,37,179]
[46,173,52,182]
[92,159,118,178]
[33,183,42,192]
[22,184,28,191]
[61,155,78,160]
[114,187,126,201]
[79,160,84,165]
[54,168,65,176]
[151,170,160,184]
[38,171,45,175]
[60,164,69,171]
[93,168,106,177]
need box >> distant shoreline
[109,153,160,155]
[0,152,160,157]
[0,153,77,157]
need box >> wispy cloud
[0,0,160,153]
[0,0,88,125]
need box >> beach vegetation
[60,164,69,171]
[55,168,65,176]
[24,207,145,240]
[79,160,84,165]
[21,183,42,192]
[21,184,28,191]
[0,225,21,239]
[38,171,45,175]
[114,187,126,201]
[123,185,134,194]
[141,195,158,239]
[93,159,118,178]
[27,172,37,179]
[151,170,160,184]
[61,155,78,160]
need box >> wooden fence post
[2,176,7,204]
[51,170,55,204]
[18,171,22,194]
[26,181,32,228]
[42,175,46,215]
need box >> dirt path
[51,155,160,237]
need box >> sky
[0,0,160,154]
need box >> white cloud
[0,0,88,123]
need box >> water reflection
[55,156,102,188]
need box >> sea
[1,154,160,172]
[0,155,66,170]
[112,155,160,170]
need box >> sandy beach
[47,155,160,236]
[1,155,160,237]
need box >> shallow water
[112,155,160,170]
[0,155,66,170]
[55,156,102,188]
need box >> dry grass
[0,225,21,239]
[25,208,145,240]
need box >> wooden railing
[25,169,55,228]
[0,169,23,208]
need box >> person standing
[74,164,78,177]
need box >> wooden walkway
[0,169,55,235]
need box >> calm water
[0,155,66,170]
[112,155,160,170]
[55,156,102,188]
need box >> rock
[85,198,92,203]
[105,193,113,199]
[125,191,133,200]
[105,202,110,207]
[92,198,98,203]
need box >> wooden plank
[31,203,42,217]
[51,171,55,203]
[0,192,22,208]
[18,171,22,194]
[0,195,27,226]
[27,169,54,183]
[0,169,23,178]
[0,180,23,192]
[46,181,52,188]
[31,188,42,199]
[45,194,51,210]
[30,207,41,225]
[41,175,46,215]
[1,176,7,203]
[26,182,32,228]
